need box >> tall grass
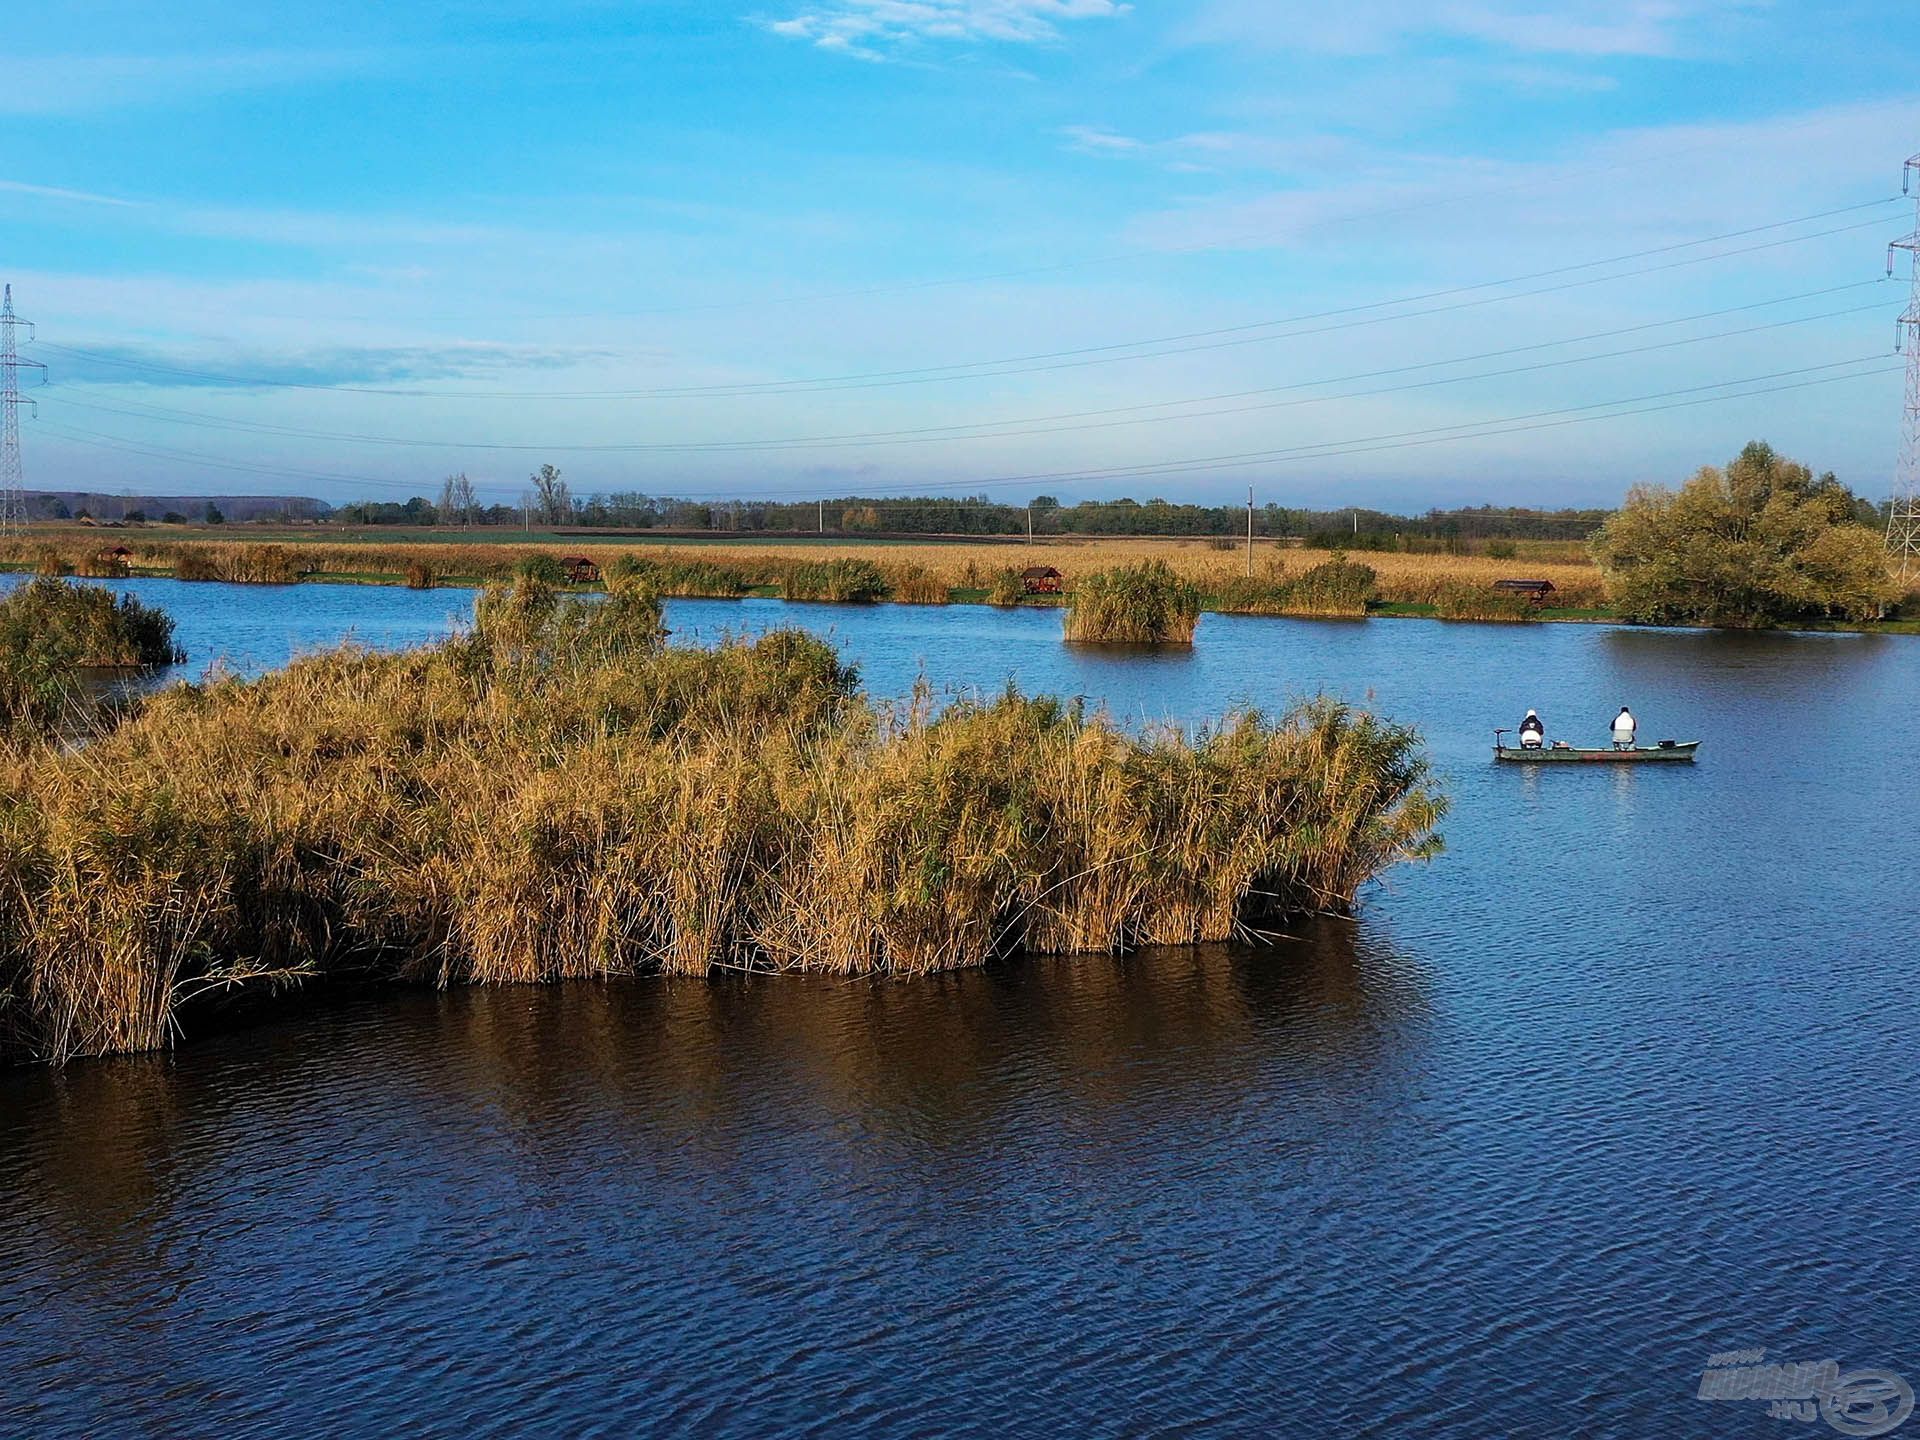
[0,532,1619,611]
[1213,556,1379,618]
[166,543,302,583]
[782,557,888,603]
[1430,582,1539,621]
[0,578,1442,1064]
[883,564,951,605]
[985,567,1028,606]
[1063,561,1203,644]
[604,552,752,598]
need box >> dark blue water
[4,579,1918,1437]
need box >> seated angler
[1518,709,1546,749]
[1612,706,1637,751]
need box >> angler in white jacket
[1611,706,1637,750]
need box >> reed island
[0,575,1444,1065]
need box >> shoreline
[6,562,1916,635]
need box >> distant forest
[333,482,1615,545]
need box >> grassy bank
[0,576,1444,1065]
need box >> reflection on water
[4,578,1920,1437]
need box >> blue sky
[5,0,1919,509]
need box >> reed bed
[1212,557,1379,618]
[781,557,889,603]
[883,564,952,605]
[1063,562,1203,644]
[0,533,1615,609]
[0,577,1443,1064]
[0,579,183,736]
[1430,582,1541,622]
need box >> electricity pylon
[1,284,47,536]
[1888,156,1920,578]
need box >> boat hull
[1495,742,1699,764]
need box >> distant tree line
[324,468,1618,542]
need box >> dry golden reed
[0,578,1443,1064]
[0,530,1628,610]
[1063,561,1202,644]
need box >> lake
[3,577,1917,1437]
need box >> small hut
[99,544,135,578]
[1492,578,1556,606]
[1020,564,1064,595]
[560,555,601,585]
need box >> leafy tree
[1590,442,1896,627]
[161,511,186,524]
[205,504,225,525]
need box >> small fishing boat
[1493,733,1700,764]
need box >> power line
[34,357,1899,504]
[39,292,1894,455]
[32,201,1899,401]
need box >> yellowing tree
[1591,442,1895,627]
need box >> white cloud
[760,0,1128,59]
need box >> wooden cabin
[559,555,601,584]
[1492,578,1556,606]
[98,544,135,578]
[1020,564,1064,595]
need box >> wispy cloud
[1120,95,1920,256]
[0,178,142,208]
[1060,124,1146,154]
[0,49,394,116]
[1061,125,1361,175]
[760,0,1128,60]
[54,340,621,391]
[1181,0,1755,58]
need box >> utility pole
[1888,150,1920,579]
[818,499,824,534]
[1,285,47,537]
[1246,486,1255,576]
[1026,505,1033,544]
